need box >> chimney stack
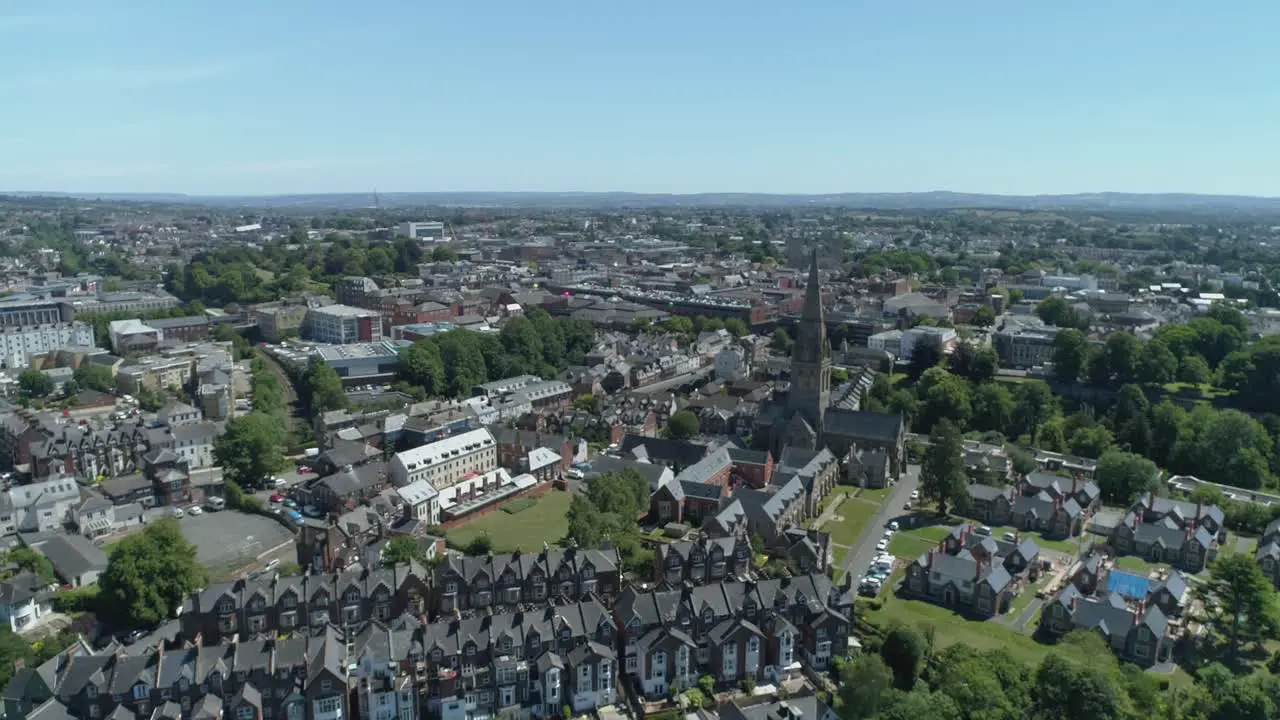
[928,549,935,568]
[1148,490,1155,509]
[1070,595,1077,611]
[974,556,984,580]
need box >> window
[132,684,150,701]
[286,703,303,720]
[747,637,759,654]
[626,655,637,672]
[315,697,342,715]
[86,686,98,699]
[322,680,333,693]
[237,706,256,720]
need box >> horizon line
[7,189,1280,200]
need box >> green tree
[1010,381,1060,441]
[213,411,288,489]
[566,470,650,568]
[916,367,972,432]
[947,341,997,382]
[431,245,458,262]
[1137,338,1177,385]
[1032,653,1127,720]
[667,410,701,440]
[1050,329,1089,384]
[840,653,895,720]
[306,359,348,414]
[2,548,55,583]
[907,335,945,381]
[880,624,926,690]
[723,318,748,337]
[382,536,429,567]
[1111,384,1152,455]
[399,340,446,397]
[1094,450,1160,505]
[1101,332,1140,387]
[98,518,207,628]
[920,419,968,515]
[1177,354,1212,385]
[1068,424,1114,459]
[17,369,54,399]
[1194,553,1280,661]
[72,363,115,392]
[971,382,1014,436]
[972,305,996,327]
[770,328,793,354]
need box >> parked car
[283,499,298,510]
[1003,531,1017,542]
[269,493,284,504]
[272,477,287,488]
[888,521,899,531]
[302,505,323,518]
[910,490,920,501]
[171,507,184,519]
[204,496,226,511]
[287,510,304,524]
[875,539,889,552]
[188,505,202,516]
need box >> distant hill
[9,190,1280,213]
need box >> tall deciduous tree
[667,410,701,440]
[17,369,53,399]
[305,359,348,414]
[880,624,926,690]
[98,518,207,628]
[920,419,968,515]
[1051,329,1089,384]
[1094,450,1160,505]
[839,653,895,720]
[213,411,288,488]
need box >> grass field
[865,569,1091,668]
[826,498,883,546]
[446,491,572,552]
[1115,555,1170,574]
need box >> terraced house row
[615,573,854,699]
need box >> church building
[754,249,907,483]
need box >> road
[841,464,921,582]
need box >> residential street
[842,463,921,581]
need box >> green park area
[445,490,573,553]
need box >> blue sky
[2,1,1278,196]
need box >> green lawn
[445,491,572,552]
[859,486,893,503]
[866,570,1091,668]
[1114,555,1170,574]
[824,498,883,546]
[981,525,1086,554]
[888,533,938,560]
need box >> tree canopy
[98,518,207,628]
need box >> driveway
[842,464,920,581]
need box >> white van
[204,496,226,511]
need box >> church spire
[801,247,823,324]
[787,246,832,432]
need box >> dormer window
[465,643,476,656]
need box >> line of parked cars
[861,520,901,597]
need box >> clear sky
[2,1,1278,196]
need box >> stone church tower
[786,248,832,443]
